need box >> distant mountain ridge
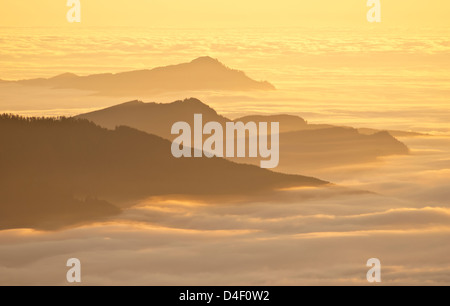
[77,98,410,172]
[236,115,426,137]
[13,57,275,95]
[77,98,229,140]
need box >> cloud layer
[1,184,449,285]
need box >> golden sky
[0,0,448,28]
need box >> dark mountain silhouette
[77,98,229,140]
[77,98,410,172]
[14,57,275,95]
[357,128,426,137]
[0,114,325,230]
[230,115,410,172]
[237,115,309,131]
[235,114,331,133]
[235,115,423,137]
[227,114,410,172]
[272,127,409,173]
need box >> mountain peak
[190,56,222,66]
[50,72,78,80]
[16,57,275,94]
[181,97,207,105]
[121,100,144,106]
[174,98,222,116]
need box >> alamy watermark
[67,1,381,23]
[367,0,381,23]
[67,0,81,23]
[171,114,279,169]
[64,257,380,284]
[367,258,382,283]
[66,258,81,283]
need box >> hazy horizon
[1,26,449,137]
[0,2,449,286]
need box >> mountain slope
[0,114,325,230]
[273,127,409,172]
[77,98,228,140]
[16,57,275,95]
[235,114,424,137]
[77,98,410,172]
[235,114,330,133]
